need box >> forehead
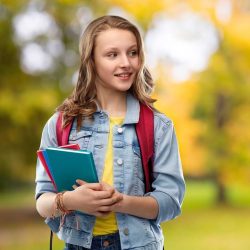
[95,28,138,50]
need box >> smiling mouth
[114,72,132,77]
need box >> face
[93,28,140,95]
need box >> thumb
[76,179,87,185]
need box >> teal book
[44,147,98,192]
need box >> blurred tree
[0,3,63,189]
[151,1,250,204]
[0,0,131,189]
[0,0,249,198]
[192,14,250,203]
[0,0,173,190]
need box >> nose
[119,54,130,68]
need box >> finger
[76,179,87,185]
[109,203,120,212]
[93,190,114,199]
[83,183,103,191]
[115,192,124,202]
[99,197,116,206]
[107,191,123,203]
[98,206,112,212]
[100,182,115,193]
[99,195,121,206]
[105,192,123,205]
[100,183,116,198]
[72,184,78,189]
[94,211,111,217]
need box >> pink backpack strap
[135,103,154,193]
[56,112,73,146]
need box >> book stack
[37,144,98,192]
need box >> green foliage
[0,0,121,190]
[0,87,59,188]
[0,1,249,196]
[0,4,63,189]
[192,27,250,201]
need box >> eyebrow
[104,44,138,52]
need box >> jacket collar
[123,92,140,125]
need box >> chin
[116,82,134,91]
[117,85,133,93]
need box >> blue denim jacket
[35,93,185,249]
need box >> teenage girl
[35,15,185,250]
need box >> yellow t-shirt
[93,116,124,236]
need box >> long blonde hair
[57,15,155,128]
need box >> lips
[114,72,132,77]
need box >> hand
[99,181,123,208]
[63,180,122,217]
[76,180,123,207]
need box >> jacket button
[117,158,123,165]
[117,127,123,134]
[123,228,129,236]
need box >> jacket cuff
[45,216,60,233]
[145,191,181,225]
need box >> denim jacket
[35,93,185,250]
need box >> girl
[35,15,185,250]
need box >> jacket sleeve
[145,115,185,224]
[35,113,59,200]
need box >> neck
[97,90,127,117]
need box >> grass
[162,206,250,250]
[161,181,250,250]
[0,181,250,250]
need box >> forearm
[36,192,60,218]
[113,195,159,219]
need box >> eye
[128,50,138,57]
[107,52,118,58]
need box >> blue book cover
[44,147,98,192]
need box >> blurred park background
[0,0,250,249]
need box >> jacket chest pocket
[69,130,93,150]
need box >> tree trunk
[214,93,228,204]
[216,178,227,204]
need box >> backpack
[56,102,154,193]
